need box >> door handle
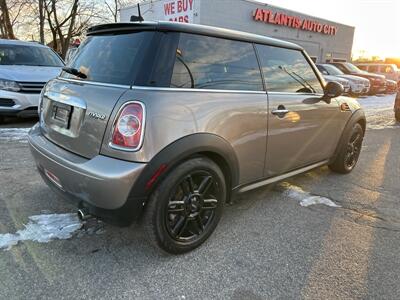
[272,105,289,117]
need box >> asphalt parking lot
[0,94,399,299]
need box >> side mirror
[324,81,344,99]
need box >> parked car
[0,39,64,122]
[395,89,400,122]
[330,62,386,95]
[385,79,398,94]
[317,63,370,97]
[356,63,400,83]
[322,75,350,94]
[28,22,366,254]
[65,47,78,64]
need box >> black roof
[87,21,303,50]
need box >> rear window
[63,31,154,85]
[170,33,263,91]
[0,44,63,67]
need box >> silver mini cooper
[29,22,366,253]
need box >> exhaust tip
[77,208,91,221]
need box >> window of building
[170,33,263,91]
[256,45,323,94]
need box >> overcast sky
[258,0,399,58]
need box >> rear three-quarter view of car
[0,39,64,123]
[28,22,366,254]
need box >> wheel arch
[330,108,366,164]
[128,133,240,202]
[356,115,366,133]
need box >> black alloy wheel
[329,123,364,174]
[143,157,226,254]
[166,171,219,242]
[344,129,363,170]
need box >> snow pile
[279,182,340,208]
[358,94,399,130]
[0,213,82,250]
[0,128,30,142]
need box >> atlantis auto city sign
[252,8,338,35]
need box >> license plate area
[52,103,72,129]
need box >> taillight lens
[111,102,145,151]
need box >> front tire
[143,157,226,254]
[329,123,364,174]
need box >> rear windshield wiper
[62,67,87,79]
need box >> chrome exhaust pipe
[77,208,91,221]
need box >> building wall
[120,0,355,62]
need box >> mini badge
[88,112,106,120]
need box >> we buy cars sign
[163,0,194,23]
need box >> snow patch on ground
[279,182,340,208]
[358,94,399,130]
[0,128,30,142]
[0,213,82,250]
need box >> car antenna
[130,3,144,22]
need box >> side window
[256,45,323,94]
[357,65,368,71]
[368,65,379,73]
[334,64,347,73]
[382,65,394,73]
[170,33,263,91]
[317,65,328,75]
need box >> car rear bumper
[28,124,147,225]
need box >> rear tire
[142,157,226,254]
[329,123,364,174]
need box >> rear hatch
[40,29,156,158]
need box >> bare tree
[0,0,16,39]
[103,0,143,23]
[38,0,45,43]
[104,0,118,22]
[0,0,138,47]
[43,0,101,57]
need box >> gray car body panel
[40,79,129,158]
[265,92,345,177]
[100,87,268,185]
[28,21,365,224]
[29,123,146,210]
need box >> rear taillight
[110,101,145,151]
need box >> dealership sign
[252,8,337,35]
[163,0,194,23]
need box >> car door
[256,44,343,178]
